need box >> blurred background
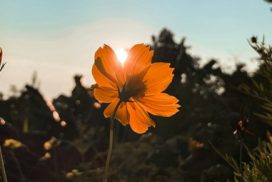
[1,0,272,181]
[1,0,271,98]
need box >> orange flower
[92,44,180,134]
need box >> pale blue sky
[0,0,271,97]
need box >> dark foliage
[265,0,272,3]
[0,29,271,181]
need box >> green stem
[239,139,243,182]
[0,146,8,182]
[103,101,121,182]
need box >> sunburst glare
[115,48,128,65]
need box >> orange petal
[92,64,116,89]
[127,102,155,134]
[115,102,129,126]
[94,86,118,103]
[104,100,129,125]
[143,63,174,94]
[125,44,153,76]
[103,99,120,118]
[138,93,180,117]
[95,45,125,87]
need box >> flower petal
[127,102,155,134]
[138,93,180,117]
[92,64,116,89]
[125,44,153,76]
[115,102,129,126]
[143,63,174,94]
[95,45,125,87]
[94,86,118,103]
[103,99,120,118]
[103,100,129,125]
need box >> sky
[0,0,271,98]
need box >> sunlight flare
[115,48,128,65]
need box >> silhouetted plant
[240,37,272,126]
[1,29,271,182]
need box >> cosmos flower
[92,44,180,134]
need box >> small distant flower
[92,44,180,134]
[3,139,24,149]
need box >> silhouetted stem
[239,139,243,182]
[103,101,121,182]
[0,146,8,182]
[0,63,6,72]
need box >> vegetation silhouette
[0,29,271,181]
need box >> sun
[115,48,128,65]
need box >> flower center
[119,75,146,102]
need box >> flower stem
[103,101,121,182]
[239,139,243,182]
[0,146,8,182]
